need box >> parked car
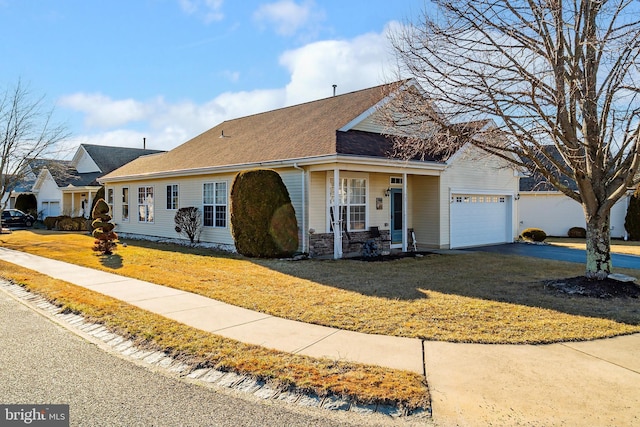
[1,209,35,228]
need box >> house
[100,81,520,258]
[518,149,631,239]
[3,160,41,209]
[29,144,163,219]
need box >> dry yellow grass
[1,230,639,344]
[0,260,428,410]
[546,237,640,256]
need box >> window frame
[107,188,114,213]
[121,187,129,222]
[137,186,154,224]
[203,181,228,228]
[327,175,368,232]
[166,184,179,210]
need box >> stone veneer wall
[309,229,392,257]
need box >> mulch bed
[348,251,435,262]
[545,276,640,299]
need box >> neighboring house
[518,146,631,239]
[30,144,164,219]
[3,163,40,209]
[518,181,631,239]
[100,81,520,258]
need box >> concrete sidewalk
[1,246,639,426]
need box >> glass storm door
[390,189,403,244]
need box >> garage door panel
[450,194,510,248]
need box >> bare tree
[384,0,640,279]
[0,79,69,212]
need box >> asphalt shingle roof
[101,83,407,180]
[80,144,164,174]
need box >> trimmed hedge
[521,228,547,242]
[43,216,88,231]
[625,186,640,240]
[230,169,299,258]
[568,227,586,238]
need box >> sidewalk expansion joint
[209,315,274,332]
[0,278,430,420]
[560,342,640,375]
[290,329,341,354]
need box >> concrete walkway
[1,247,639,426]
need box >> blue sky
[0,1,423,155]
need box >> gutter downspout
[293,163,307,254]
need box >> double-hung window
[166,184,178,210]
[138,186,154,223]
[122,187,129,221]
[107,188,114,214]
[203,182,227,227]
[329,177,367,231]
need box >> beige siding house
[101,81,520,258]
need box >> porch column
[333,168,342,259]
[87,190,93,219]
[71,193,75,217]
[402,173,408,252]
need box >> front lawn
[2,230,639,344]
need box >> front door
[390,189,403,244]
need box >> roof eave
[99,155,447,184]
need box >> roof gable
[102,83,415,180]
[79,144,164,174]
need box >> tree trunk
[585,213,612,280]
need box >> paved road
[467,242,640,269]
[0,290,416,427]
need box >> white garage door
[450,194,511,248]
[42,201,60,218]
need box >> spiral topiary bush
[91,198,117,255]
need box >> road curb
[0,279,431,420]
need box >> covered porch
[304,163,444,259]
[61,186,100,218]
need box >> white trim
[99,154,447,184]
[121,186,130,222]
[166,183,179,210]
[333,169,342,259]
[202,180,228,229]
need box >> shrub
[625,186,640,240]
[43,216,61,230]
[568,226,586,238]
[90,187,105,219]
[174,207,202,243]
[52,216,87,231]
[91,198,117,255]
[15,193,37,218]
[230,169,299,258]
[361,239,381,258]
[57,216,76,231]
[521,228,547,242]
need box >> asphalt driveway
[467,242,640,270]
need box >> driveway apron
[466,242,640,270]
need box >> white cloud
[60,23,402,152]
[58,93,151,128]
[179,0,224,23]
[280,23,399,105]
[253,0,317,36]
